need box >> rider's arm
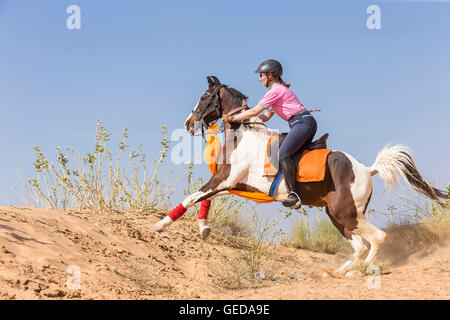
[258,110,275,122]
[232,105,265,121]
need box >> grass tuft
[281,213,348,254]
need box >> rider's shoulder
[269,82,288,92]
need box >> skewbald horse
[154,76,448,276]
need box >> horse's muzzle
[184,114,197,135]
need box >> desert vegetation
[13,122,449,289]
[15,121,176,213]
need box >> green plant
[353,261,391,276]
[213,208,286,289]
[281,213,348,254]
[238,209,283,277]
[15,121,181,213]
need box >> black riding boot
[280,158,302,209]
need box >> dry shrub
[281,214,349,254]
[15,121,177,213]
[379,198,449,266]
[212,210,284,290]
[353,261,391,276]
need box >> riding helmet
[254,59,283,77]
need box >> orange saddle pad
[263,135,331,182]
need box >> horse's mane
[224,85,248,102]
[223,85,275,137]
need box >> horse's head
[184,76,224,135]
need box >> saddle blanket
[204,124,331,203]
[264,135,331,182]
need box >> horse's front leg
[152,174,231,235]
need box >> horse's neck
[223,117,273,143]
[223,99,275,141]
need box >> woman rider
[222,59,317,209]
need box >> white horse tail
[370,144,449,206]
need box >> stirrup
[282,192,302,209]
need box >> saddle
[265,133,331,198]
[266,133,329,172]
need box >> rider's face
[259,73,268,86]
[259,72,274,87]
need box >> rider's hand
[222,114,235,122]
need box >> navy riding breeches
[279,111,317,161]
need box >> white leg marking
[335,234,370,275]
[344,152,387,266]
[152,216,173,232]
[198,219,211,240]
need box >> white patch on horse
[184,102,199,134]
[212,121,289,200]
[343,152,373,216]
[344,152,387,266]
[335,234,370,275]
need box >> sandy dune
[0,206,448,300]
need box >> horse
[153,75,449,276]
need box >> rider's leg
[279,114,317,208]
[280,157,302,208]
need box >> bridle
[191,84,266,141]
[192,84,224,130]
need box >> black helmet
[254,59,283,77]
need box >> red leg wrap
[168,203,187,221]
[197,199,211,220]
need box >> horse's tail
[370,144,449,206]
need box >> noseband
[191,85,253,141]
[192,84,224,129]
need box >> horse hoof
[200,226,211,240]
[152,222,166,233]
[345,271,357,278]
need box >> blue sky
[1,0,449,230]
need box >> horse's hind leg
[353,219,387,265]
[345,154,387,267]
[325,208,370,276]
[325,151,377,276]
[336,234,370,276]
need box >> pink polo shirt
[258,82,305,121]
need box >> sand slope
[0,206,448,300]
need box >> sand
[0,206,448,300]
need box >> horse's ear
[211,76,221,85]
[207,76,214,87]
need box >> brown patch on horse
[323,152,359,239]
[233,183,264,193]
[198,145,232,202]
[293,151,359,240]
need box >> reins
[192,84,321,141]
